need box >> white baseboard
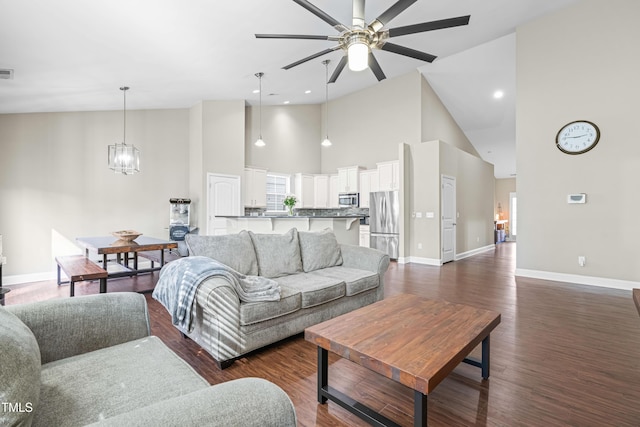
[4,271,56,286]
[515,268,640,291]
[402,256,442,266]
[455,244,495,261]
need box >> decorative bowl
[111,230,142,242]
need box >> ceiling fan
[256,0,470,83]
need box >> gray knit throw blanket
[153,256,280,331]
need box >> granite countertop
[217,215,364,219]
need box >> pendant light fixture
[321,60,332,147]
[108,86,140,175]
[254,72,266,147]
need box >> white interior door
[207,173,241,235]
[441,175,456,263]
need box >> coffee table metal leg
[318,347,328,404]
[481,335,490,379]
[462,334,491,379]
[414,390,428,426]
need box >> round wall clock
[555,120,600,155]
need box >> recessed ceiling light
[283,101,290,104]
[493,90,504,99]
[305,90,311,94]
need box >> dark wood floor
[6,242,640,426]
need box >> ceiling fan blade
[380,42,437,63]
[293,0,349,32]
[368,52,386,81]
[329,56,347,83]
[388,15,471,37]
[283,47,339,70]
[370,0,417,31]
[256,34,331,40]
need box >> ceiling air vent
[0,69,14,80]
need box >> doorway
[207,173,241,235]
[509,192,517,241]
[441,175,456,263]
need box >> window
[266,173,291,212]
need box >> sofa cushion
[276,273,345,308]
[249,228,303,278]
[185,231,258,276]
[298,229,343,272]
[0,307,41,427]
[310,266,379,296]
[240,286,301,326]
[34,336,208,427]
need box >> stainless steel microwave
[338,193,359,208]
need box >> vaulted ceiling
[0,0,579,178]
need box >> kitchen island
[215,215,362,245]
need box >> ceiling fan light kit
[347,35,369,71]
[256,0,470,83]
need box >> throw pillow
[185,230,258,276]
[249,228,303,278]
[298,229,343,272]
[0,307,41,427]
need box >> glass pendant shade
[348,42,369,72]
[321,60,332,147]
[108,143,140,175]
[108,86,140,175]
[255,72,266,147]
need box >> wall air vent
[0,69,14,79]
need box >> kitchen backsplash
[245,207,369,217]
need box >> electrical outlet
[1,256,6,265]
[416,212,423,218]
[418,243,422,249]
[578,256,586,267]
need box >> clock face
[556,120,600,154]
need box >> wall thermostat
[567,193,586,204]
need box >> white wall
[245,104,322,174]
[0,109,189,279]
[320,71,422,172]
[516,0,640,286]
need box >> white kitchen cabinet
[359,225,370,248]
[313,175,329,208]
[329,175,339,208]
[243,167,267,207]
[337,166,364,193]
[377,160,400,191]
[294,173,315,208]
[359,170,379,208]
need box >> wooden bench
[137,250,182,268]
[55,255,108,297]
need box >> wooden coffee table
[305,294,501,427]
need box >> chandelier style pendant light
[108,86,140,175]
[321,60,332,147]
[254,72,266,147]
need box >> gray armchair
[0,292,296,427]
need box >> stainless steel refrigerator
[369,191,399,259]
